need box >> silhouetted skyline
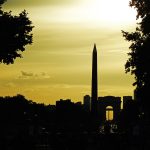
[0,93,145,150]
[1,1,150,150]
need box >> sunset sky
[1,0,137,104]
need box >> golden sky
[1,0,137,104]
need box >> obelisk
[91,44,98,115]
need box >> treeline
[0,95,53,124]
[0,95,92,133]
[0,95,93,150]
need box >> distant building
[56,99,73,111]
[47,104,56,111]
[75,102,82,106]
[97,96,121,123]
[83,95,91,112]
[123,96,133,109]
[56,99,72,105]
[134,89,139,101]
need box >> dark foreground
[0,95,150,150]
[1,129,150,150]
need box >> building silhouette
[123,96,132,109]
[98,96,121,123]
[89,45,129,124]
[91,44,98,115]
[56,99,73,112]
[83,95,91,112]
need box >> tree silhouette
[0,0,33,64]
[0,0,6,5]
[122,0,150,115]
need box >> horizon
[0,0,137,105]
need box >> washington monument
[91,44,98,115]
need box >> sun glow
[45,0,136,27]
[86,0,136,23]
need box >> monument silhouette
[91,44,121,124]
[91,44,98,116]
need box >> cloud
[107,48,128,54]
[5,82,16,88]
[19,71,50,79]
[21,71,33,77]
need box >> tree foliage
[0,0,33,64]
[0,0,6,5]
[122,0,150,112]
